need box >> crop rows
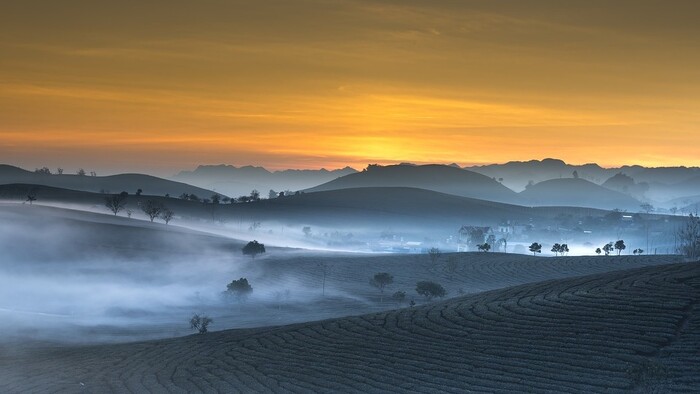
[1,262,698,393]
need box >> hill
[0,164,219,198]
[2,262,697,392]
[520,178,642,211]
[306,164,520,204]
[173,164,357,197]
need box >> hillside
[0,164,219,198]
[520,178,642,211]
[306,164,520,204]
[2,262,697,392]
[173,164,357,197]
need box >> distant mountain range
[0,165,218,198]
[173,165,357,197]
[519,178,641,211]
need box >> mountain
[646,175,700,202]
[305,164,520,204]
[173,164,357,197]
[0,164,219,198]
[520,178,642,211]
[601,172,649,200]
[3,262,697,392]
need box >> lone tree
[160,208,174,224]
[477,243,491,252]
[529,242,542,256]
[416,281,447,301]
[189,314,213,334]
[25,193,37,205]
[104,192,128,215]
[141,200,163,222]
[560,243,569,256]
[614,240,626,256]
[677,214,700,259]
[317,262,331,297]
[392,290,406,306]
[369,272,394,302]
[603,242,614,256]
[595,247,602,255]
[226,278,253,301]
[242,240,266,258]
[428,247,442,264]
[633,248,644,255]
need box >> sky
[1,0,699,176]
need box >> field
[1,262,697,392]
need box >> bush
[242,240,266,258]
[415,281,446,301]
[190,313,213,334]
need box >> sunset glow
[1,1,699,174]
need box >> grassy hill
[306,164,520,204]
[520,178,642,211]
[0,164,220,198]
[2,262,697,392]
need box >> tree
[573,170,579,179]
[551,243,562,256]
[35,167,51,175]
[392,291,406,306]
[633,248,644,255]
[369,272,394,301]
[160,208,174,224]
[602,242,614,256]
[190,314,213,334]
[303,226,312,237]
[56,167,64,175]
[529,242,542,256]
[560,244,569,255]
[477,243,491,252]
[141,200,163,222]
[76,168,86,176]
[415,281,446,301]
[445,256,459,279]
[428,247,442,264]
[640,203,654,214]
[136,188,143,196]
[242,240,265,258]
[268,189,277,199]
[677,214,700,259]
[226,278,253,301]
[104,192,128,215]
[595,247,602,255]
[25,193,37,205]
[211,194,220,204]
[317,262,331,297]
[250,189,260,201]
[614,240,626,256]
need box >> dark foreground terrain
[1,262,698,393]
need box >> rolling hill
[0,164,220,198]
[305,164,520,204]
[2,262,697,392]
[520,178,642,211]
[173,164,357,197]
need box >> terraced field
[2,262,698,393]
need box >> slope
[2,262,697,392]
[520,178,642,211]
[305,164,520,204]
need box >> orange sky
[1,0,699,175]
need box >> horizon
[2,1,699,174]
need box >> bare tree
[190,314,213,334]
[141,200,163,222]
[104,192,128,215]
[160,208,174,224]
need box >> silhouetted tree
[640,203,654,214]
[76,168,86,176]
[551,243,562,256]
[603,242,614,256]
[242,240,265,258]
[392,290,406,306]
[250,189,260,201]
[529,242,542,256]
[226,278,253,301]
[136,188,143,196]
[56,167,64,175]
[560,244,569,255]
[633,248,644,255]
[317,261,331,296]
[160,208,174,224]
[370,272,394,301]
[415,281,446,301]
[141,200,163,222]
[428,247,441,264]
[595,247,602,255]
[677,214,700,259]
[34,167,51,175]
[104,192,128,215]
[190,313,213,334]
[614,240,626,255]
[25,193,37,205]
